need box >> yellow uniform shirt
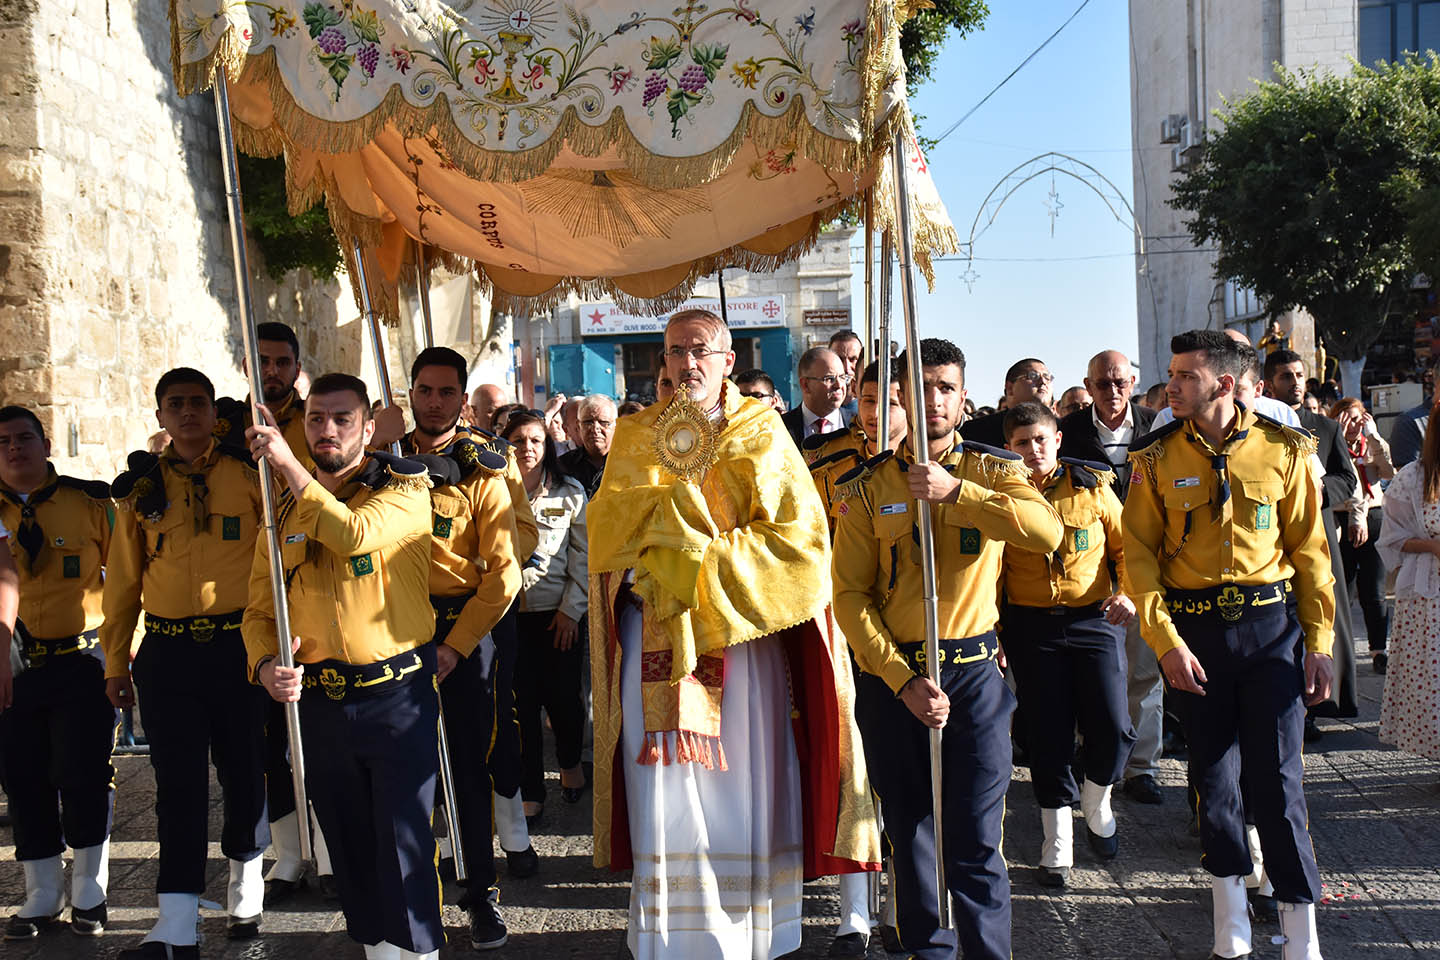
[832,436,1064,694]
[101,441,261,678]
[242,453,434,678]
[1003,459,1124,608]
[216,389,314,473]
[402,430,522,657]
[1122,406,1336,658]
[0,469,112,639]
[805,426,868,534]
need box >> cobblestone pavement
[2,645,1437,959]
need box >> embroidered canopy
[172,0,956,316]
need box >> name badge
[1173,477,1202,488]
[284,533,306,544]
[879,503,908,516]
[1256,504,1273,530]
[543,507,566,518]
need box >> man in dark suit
[780,346,851,448]
[1057,349,1162,805]
[1265,349,1360,726]
[962,358,1054,448]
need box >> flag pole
[414,240,435,350]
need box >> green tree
[1170,60,1440,382]
[900,0,989,92]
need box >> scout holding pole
[351,239,469,884]
[212,71,313,865]
[890,129,949,929]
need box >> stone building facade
[1128,0,1358,385]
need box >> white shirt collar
[801,404,843,433]
[1092,402,1134,436]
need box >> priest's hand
[900,675,949,728]
[906,461,961,504]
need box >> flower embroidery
[607,64,635,94]
[732,56,762,89]
[388,45,414,74]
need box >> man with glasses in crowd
[829,331,865,421]
[962,358,1056,448]
[1057,350,1162,805]
[733,369,782,412]
[782,346,852,448]
[558,394,616,498]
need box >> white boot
[265,811,306,884]
[492,790,530,853]
[70,843,109,911]
[227,857,264,920]
[395,948,439,960]
[1211,875,1252,959]
[18,855,66,919]
[1080,779,1117,838]
[363,943,401,960]
[1039,807,1074,868]
[834,872,871,937]
[143,892,200,946]
[1244,825,1275,898]
[1277,902,1323,960]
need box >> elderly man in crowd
[558,395,616,498]
[1057,385,1091,418]
[468,383,508,432]
[781,347,851,448]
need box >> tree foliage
[1170,60,1440,362]
[238,2,988,280]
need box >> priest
[588,309,879,959]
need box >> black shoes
[264,875,305,908]
[468,892,508,951]
[1303,718,1323,743]
[1085,828,1119,860]
[71,902,107,936]
[4,911,61,940]
[1037,865,1069,888]
[505,845,540,879]
[1122,774,1163,805]
[227,913,261,939]
[828,931,868,956]
[1249,890,1278,921]
[1373,652,1388,674]
[118,942,200,960]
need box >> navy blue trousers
[1002,605,1136,809]
[301,648,443,952]
[264,698,297,822]
[489,606,523,799]
[437,618,498,902]
[131,627,268,894]
[0,651,119,861]
[855,639,1014,960]
[1170,606,1322,903]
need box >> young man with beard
[1000,402,1136,888]
[400,347,525,949]
[214,322,312,472]
[103,369,269,958]
[244,374,440,960]
[0,406,118,938]
[1124,330,1334,960]
[832,339,1062,960]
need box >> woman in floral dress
[1375,412,1440,760]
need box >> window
[1358,1,1440,62]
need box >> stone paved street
[2,646,1437,958]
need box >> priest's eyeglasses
[663,346,728,361]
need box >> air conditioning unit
[1160,114,1187,144]
[1171,144,1193,172]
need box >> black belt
[1165,581,1293,624]
[430,593,470,624]
[1006,601,1106,618]
[301,644,435,703]
[144,612,244,644]
[20,629,101,668]
[897,632,998,674]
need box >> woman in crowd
[501,412,590,823]
[1331,397,1396,672]
[1375,408,1440,761]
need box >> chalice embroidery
[652,384,720,482]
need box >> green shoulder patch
[349,553,375,577]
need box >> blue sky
[851,0,1139,406]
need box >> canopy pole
[717,267,729,324]
[876,228,894,450]
[890,129,949,930]
[212,72,312,864]
[414,240,435,350]
[863,189,876,383]
[350,238,468,883]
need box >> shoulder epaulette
[1058,457,1114,490]
[961,440,1027,483]
[450,436,507,477]
[56,475,112,500]
[834,449,894,513]
[411,453,462,489]
[358,451,432,492]
[1126,418,1182,455]
[213,396,249,443]
[111,451,166,520]
[809,447,864,473]
[214,444,257,469]
[1253,413,1319,457]
[1126,418,1183,486]
[469,426,513,458]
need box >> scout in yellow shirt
[1122,330,1334,960]
[400,348,524,947]
[100,368,269,958]
[832,339,1062,960]
[212,322,314,473]
[0,406,117,938]
[998,401,1136,888]
[244,373,442,960]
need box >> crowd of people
[0,313,1435,960]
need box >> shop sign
[580,296,786,336]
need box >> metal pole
[863,189,876,383]
[413,240,435,350]
[350,239,468,882]
[891,129,949,929]
[876,228,894,450]
[213,73,313,863]
[717,267,729,324]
